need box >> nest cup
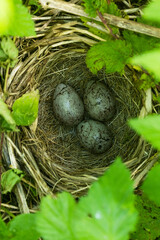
[37,52,141,171]
[5,17,154,198]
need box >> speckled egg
[84,81,116,121]
[77,120,112,153]
[53,83,84,126]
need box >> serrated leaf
[0,0,35,37]
[1,37,18,60]
[86,40,132,74]
[36,193,77,240]
[123,30,160,55]
[8,214,41,240]
[12,90,39,126]
[142,164,160,206]
[131,194,160,240]
[83,0,121,18]
[77,158,137,240]
[131,49,160,81]
[143,0,160,23]
[129,115,160,150]
[0,99,17,132]
[1,169,24,194]
[8,0,36,37]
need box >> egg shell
[77,120,112,154]
[53,83,84,126]
[84,81,116,121]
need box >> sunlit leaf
[12,90,39,126]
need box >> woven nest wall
[4,13,156,198]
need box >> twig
[3,63,10,95]
[0,133,4,209]
[39,0,160,39]
[97,10,118,39]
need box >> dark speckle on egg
[77,120,112,154]
[84,81,116,121]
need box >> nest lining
[36,51,141,170]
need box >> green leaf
[12,90,39,126]
[8,0,36,37]
[28,0,39,7]
[83,0,121,18]
[142,164,160,206]
[86,40,132,74]
[123,30,160,55]
[36,193,77,240]
[129,115,160,150]
[0,49,8,62]
[0,0,14,36]
[0,37,18,67]
[8,214,41,240]
[0,216,12,240]
[1,37,18,60]
[131,49,160,81]
[0,0,35,37]
[131,194,160,240]
[77,158,137,240]
[0,99,17,132]
[143,0,160,23]
[1,169,24,194]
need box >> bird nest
[3,10,157,202]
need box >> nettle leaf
[36,193,78,240]
[86,40,132,74]
[0,0,35,37]
[8,0,36,37]
[0,37,18,67]
[0,99,16,132]
[131,194,160,240]
[12,90,39,126]
[77,158,137,240]
[8,214,41,240]
[83,0,121,18]
[131,49,160,81]
[123,30,160,55]
[142,164,160,206]
[1,169,24,194]
[143,0,160,23]
[129,115,160,150]
[1,37,18,60]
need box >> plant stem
[97,11,119,39]
[0,133,4,209]
[3,63,10,95]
